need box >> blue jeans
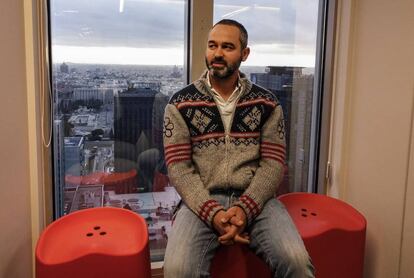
[164,193,315,278]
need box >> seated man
[163,19,314,278]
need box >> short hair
[213,19,248,49]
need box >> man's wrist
[233,203,251,226]
[211,208,225,227]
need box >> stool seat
[36,207,150,278]
[278,193,366,278]
[279,192,365,237]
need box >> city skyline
[52,44,317,67]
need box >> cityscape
[52,62,315,261]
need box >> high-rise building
[251,66,303,151]
[64,136,85,176]
[60,62,69,73]
[53,119,65,217]
[251,66,313,192]
[170,65,182,78]
[113,86,168,190]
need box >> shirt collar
[206,72,243,102]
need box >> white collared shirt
[207,73,243,132]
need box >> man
[163,19,314,278]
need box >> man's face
[205,24,249,79]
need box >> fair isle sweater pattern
[163,73,286,226]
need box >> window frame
[37,0,336,256]
[308,0,338,194]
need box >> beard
[205,57,242,79]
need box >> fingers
[225,207,247,227]
[233,234,250,244]
[228,215,244,227]
[221,210,244,227]
[219,232,250,245]
[214,208,249,245]
[219,239,234,246]
[213,210,230,235]
[218,225,238,243]
[220,211,236,224]
[214,207,247,231]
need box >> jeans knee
[163,258,193,278]
[277,251,315,278]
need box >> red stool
[210,244,271,278]
[36,207,151,278]
[278,193,366,278]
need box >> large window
[214,0,321,194]
[49,0,327,262]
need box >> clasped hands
[213,206,250,245]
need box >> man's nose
[214,47,224,58]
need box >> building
[60,62,69,73]
[251,66,313,192]
[73,88,114,104]
[53,119,65,217]
[170,65,182,78]
[113,86,168,189]
[129,81,161,92]
[64,136,85,176]
[67,113,99,136]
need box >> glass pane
[50,0,185,262]
[214,0,320,194]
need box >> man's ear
[241,47,250,62]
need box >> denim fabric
[164,194,315,278]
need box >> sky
[51,0,320,67]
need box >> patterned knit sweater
[163,71,286,227]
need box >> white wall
[330,0,414,277]
[0,0,33,277]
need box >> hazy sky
[51,0,320,67]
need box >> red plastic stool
[210,244,271,278]
[278,193,366,278]
[36,207,150,278]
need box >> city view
[48,0,321,264]
[53,63,187,261]
[52,62,314,261]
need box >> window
[51,0,186,261]
[49,0,328,263]
[214,0,322,193]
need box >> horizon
[52,44,317,68]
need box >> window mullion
[189,0,213,82]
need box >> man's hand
[214,206,249,245]
[213,210,230,235]
[220,206,247,227]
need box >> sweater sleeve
[233,104,286,225]
[163,103,224,227]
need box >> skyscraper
[53,119,65,217]
[60,62,69,73]
[113,86,168,192]
[64,136,85,176]
[251,66,304,154]
[251,66,313,192]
